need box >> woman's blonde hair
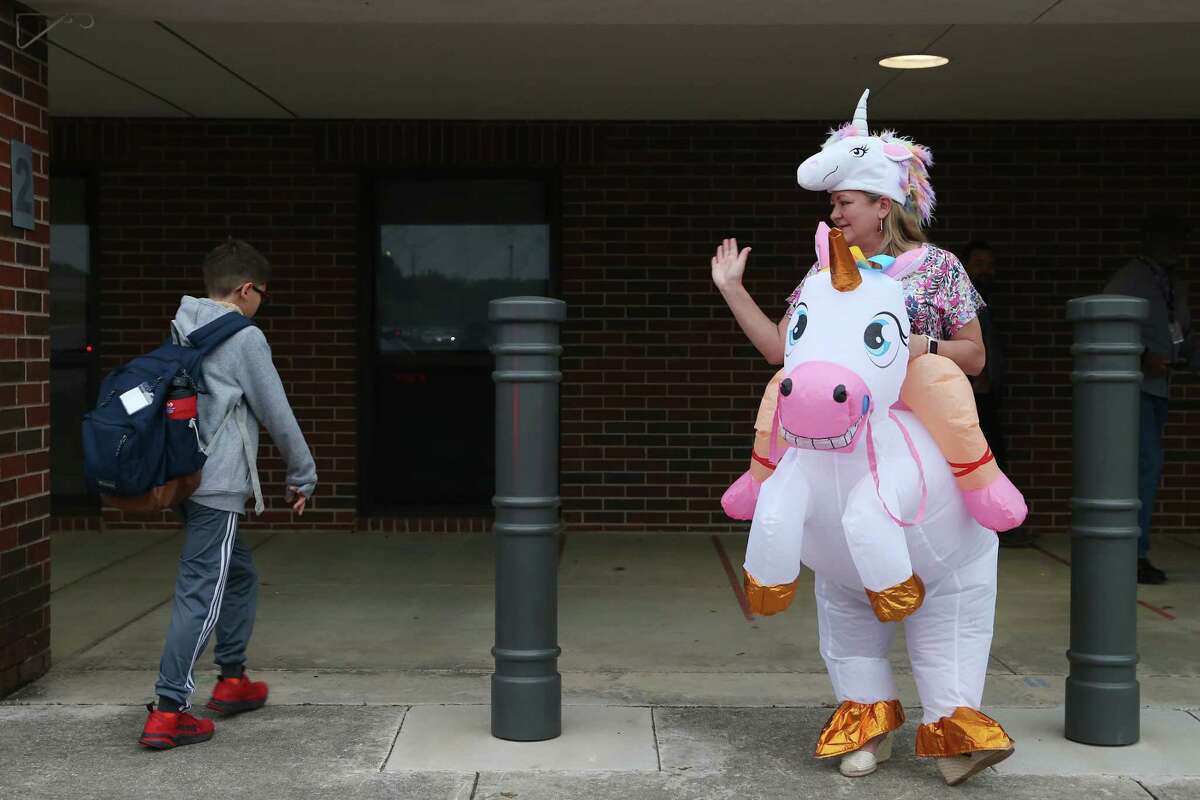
[865,192,927,257]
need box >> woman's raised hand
[712,238,751,292]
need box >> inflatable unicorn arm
[741,447,809,594]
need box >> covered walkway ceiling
[31,0,1200,119]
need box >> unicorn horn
[828,227,862,292]
[852,89,869,135]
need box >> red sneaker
[139,703,215,750]
[206,673,269,716]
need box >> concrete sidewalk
[2,531,1198,799]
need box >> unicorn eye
[850,145,869,158]
[788,304,808,350]
[864,314,901,368]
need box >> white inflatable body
[749,411,995,594]
[742,232,1007,743]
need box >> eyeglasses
[248,284,267,300]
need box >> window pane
[370,177,553,511]
[377,223,550,352]
[50,177,90,354]
[375,179,550,354]
[51,366,88,499]
[370,362,495,508]
[50,176,94,509]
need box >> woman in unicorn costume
[716,89,1026,537]
[711,90,1019,785]
[745,227,1015,784]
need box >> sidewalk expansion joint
[650,706,663,771]
[378,706,410,772]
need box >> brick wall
[53,120,360,532]
[48,118,1200,537]
[0,0,50,696]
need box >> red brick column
[0,1,49,696]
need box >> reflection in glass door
[368,177,555,512]
[49,176,95,510]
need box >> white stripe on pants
[154,502,239,710]
[184,511,236,695]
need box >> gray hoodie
[171,296,317,514]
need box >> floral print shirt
[784,244,984,339]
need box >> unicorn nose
[833,384,848,403]
[780,378,793,397]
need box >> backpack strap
[235,406,266,515]
[175,311,265,513]
[177,313,256,393]
[185,313,255,355]
[200,402,239,457]
[199,401,266,515]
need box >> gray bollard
[1064,295,1148,746]
[489,296,566,742]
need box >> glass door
[49,176,96,511]
[366,177,555,512]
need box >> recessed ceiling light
[879,54,950,70]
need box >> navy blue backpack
[83,313,254,511]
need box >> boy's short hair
[203,238,271,297]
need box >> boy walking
[139,240,317,749]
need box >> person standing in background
[1105,213,1197,585]
[962,242,1034,548]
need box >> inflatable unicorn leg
[900,355,1027,532]
[812,574,905,759]
[742,448,808,616]
[903,542,1013,771]
[721,369,786,520]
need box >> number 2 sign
[10,140,34,231]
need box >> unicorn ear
[814,221,831,268]
[883,141,913,162]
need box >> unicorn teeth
[782,416,863,451]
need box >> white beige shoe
[934,745,1014,786]
[839,732,893,777]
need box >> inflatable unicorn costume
[744,227,1014,782]
[734,90,1018,784]
[723,90,1027,538]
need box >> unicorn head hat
[796,89,936,226]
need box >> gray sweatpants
[155,500,258,709]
